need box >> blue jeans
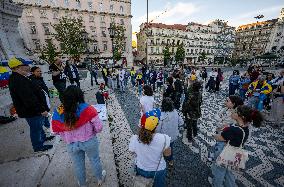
[90,71,98,86]
[25,116,46,151]
[136,166,167,187]
[213,141,226,160]
[248,94,266,111]
[119,80,125,91]
[239,89,247,101]
[131,77,136,87]
[67,136,103,186]
[44,117,50,128]
[138,84,143,96]
[164,142,174,162]
[211,164,237,187]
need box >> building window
[103,41,107,51]
[156,47,159,54]
[94,42,98,52]
[110,17,115,23]
[99,2,103,12]
[64,0,69,6]
[26,9,33,17]
[90,26,96,33]
[110,5,114,12]
[50,0,56,6]
[39,9,47,18]
[100,16,105,22]
[33,39,41,50]
[42,23,50,35]
[53,10,59,19]
[76,0,81,8]
[120,6,124,13]
[89,15,94,22]
[29,23,37,34]
[101,28,106,37]
[88,2,93,10]
[120,19,124,25]
[37,0,43,5]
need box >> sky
[131,0,284,33]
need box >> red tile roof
[237,19,278,30]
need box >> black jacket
[29,75,49,97]
[9,72,48,118]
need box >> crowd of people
[6,56,283,187]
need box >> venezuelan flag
[52,103,98,133]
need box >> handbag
[216,126,249,171]
[133,135,167,187]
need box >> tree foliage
[52,17,88,60]
[199,51,207,62]
[111,23,126,61]
[39,40,59,64]
[175,44,185,63]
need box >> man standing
[88,60,99,86]
[49,58,66,102]
[8,57,53,152]
[64,59,80,88]
[118,67,126,92]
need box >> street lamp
[108,24,115,69]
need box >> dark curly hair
[138,128,155,145]
[192,81,202,92]
[167,77,174,85]
[30,66,40,72]
[161,97,174,112]
[228,95,244,109]
[143,85,153,96]
[237,105,263,127]
[62,85,85,129]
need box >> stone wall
[0,0,27,60]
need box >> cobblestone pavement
[107,71,284,187]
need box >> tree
[40,40,59,64]
[111,23,126,61]
[199,51,207,63]
[163,45,171,66]
[52,17,88,61]
[175,44,185,63]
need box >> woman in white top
[156,97,183,166]
[129,114,171,187]
[140,85,155,114]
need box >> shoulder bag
[216,126,249,171]
[133,135,167,187]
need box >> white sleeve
[129,135,137,153]
[164,134,171,149]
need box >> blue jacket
[229,75,240,86]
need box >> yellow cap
[8,57,24,69]
[191,74,197,81]
[144,116,159,131]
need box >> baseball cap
[141,115,159,131]
[8,57,27,69]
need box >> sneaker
[208,176,213,185]
[45,135,55,141]
[98,170,106,186]
[34,145,53,152]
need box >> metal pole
[146,0,148,66]
[112,38,114,71]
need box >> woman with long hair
[208,95,244,161]
[140,85,155,114]
[129,114,171,187]
[52,85,106,186]
[156,97,183,167]
[209,105,263,186]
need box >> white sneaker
[208,176,213,185]
[98,170,106,186]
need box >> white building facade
[266,8,284,62]
[12,0,133,63]
[137,20,235,65]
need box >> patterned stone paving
[107,70,284,187]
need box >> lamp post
[108,24,115,70]
[146,0,148,66]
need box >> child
[96,83,109,104]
